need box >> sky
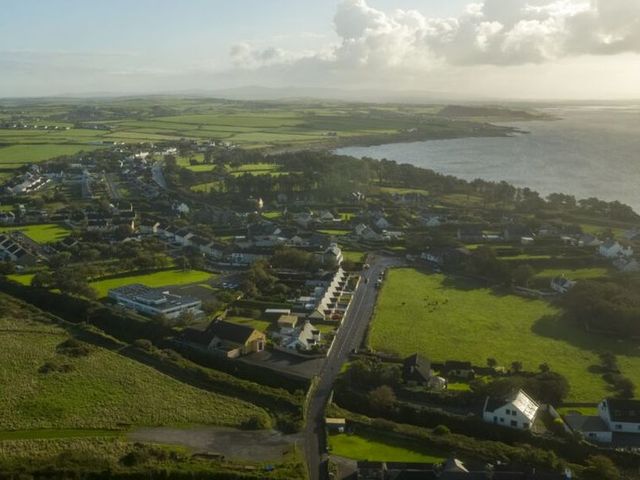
[1,0,640,100]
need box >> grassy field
[1,224,71,243]
[369,268,640,401]
[90,269,214,298]
[342,250,367,263]
[329,431,446,463]
[0,295,268,431]
[0,144,100,166]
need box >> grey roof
[564,414,609,433]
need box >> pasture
[0,295,268,431]
[0,144,100,167]
[369,268,640,401]
[90,269,215,298]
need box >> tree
[511,361,523,374]
[487,358,498,369]
[582,455,620,480]
[368,385,396,414]
[539,362,550,373]
[599,351,619,373]
[512,264,535,287]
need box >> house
[185,320,266,359]
[277,314,299,333]
[442,360,475,379]
[598,398,640,434]
[0,211,16,225]
[564,414,612,444]
[108,284,202,320]
[550,276,577,294]
[373,216,391,230]
[402,353,432,385]
[0,234,38,266]
[322,242,343,266]
[354,224,383,242]
[318,210,336,223]
[325,418,346,434]
[483,389,540,430]
[599,240,633,259]
[277,320,321,352]
[421,247,470,268]
[623,228,640,242]
[174,228,195,246]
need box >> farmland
[89,269,215,298]
[0,294,268,431]
[369,268,640,401]
[0,97,516,175]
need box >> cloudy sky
[1,0,640,99]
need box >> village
[1,137,640,480]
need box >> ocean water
[336,106,640,212]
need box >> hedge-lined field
[369,268,640,401]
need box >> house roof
[564,414,609,433]
[484,389,539,422]
[208,320,260,344]
[444,360,473,370]
[605,398,640,423]
[403,353,432,382]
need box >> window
[512,411,517,416]
[616,424,622,430]
[511,420,518,427]
[493,416,498,423]
[500,417,504,423]
[505,409,511,414]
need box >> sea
[336,106,640,213]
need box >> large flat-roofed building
[108,283,202,319]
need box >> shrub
[434,424,451,435]
[240,414,272,430]
[57,338,93,357]
[133,339,153,351]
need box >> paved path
[303,255,404,480]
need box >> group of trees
[560,278,640,337]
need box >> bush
[133,339,154,351]
[240,414,272,430]
[434,424,451,435]
[38,361,74,374]
[57,338,93,357]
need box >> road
[303,255,403,480]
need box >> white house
[374,216,391,230]
[277,320,321,352]
[599,240,633,259]
[483,389,540,430]
[599,398,640,434]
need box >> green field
[1,224,71,243]
[329,431,446,463]
[90,269,214,298]
[370,269,640,401]
[342,250,367,263]
[0,144,100,166]
[0,296,267,431]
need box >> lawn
[379,186,429,196]
[0,295,268,431]
[1,224,71,243]
[90,269,214,298]
[224,316,272,333]
[318,229,351,236]
[329,430,446,463]
[342,250,367,263]
[369,268,640,401]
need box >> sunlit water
[337,106,640,212]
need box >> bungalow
[373,216,391,230]
[613,257,640,272]
[599,240,633,259]
[550,276,577,294]
[354,223,383,242]
[276,320,321,352]
[0,234,38,266]
[564,414,612,444]
[457,226,484,243]
[402,353,432,385]
[483,389,540,430]
[318,210,336,223]
[623,228,640,242]
[503,225,534,243]
[0,211,15,225]
[184,320,266,359]
[174,228,195,247]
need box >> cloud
[231,0,640,72]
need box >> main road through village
[303,254,404,480]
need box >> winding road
[303,254,404,480]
